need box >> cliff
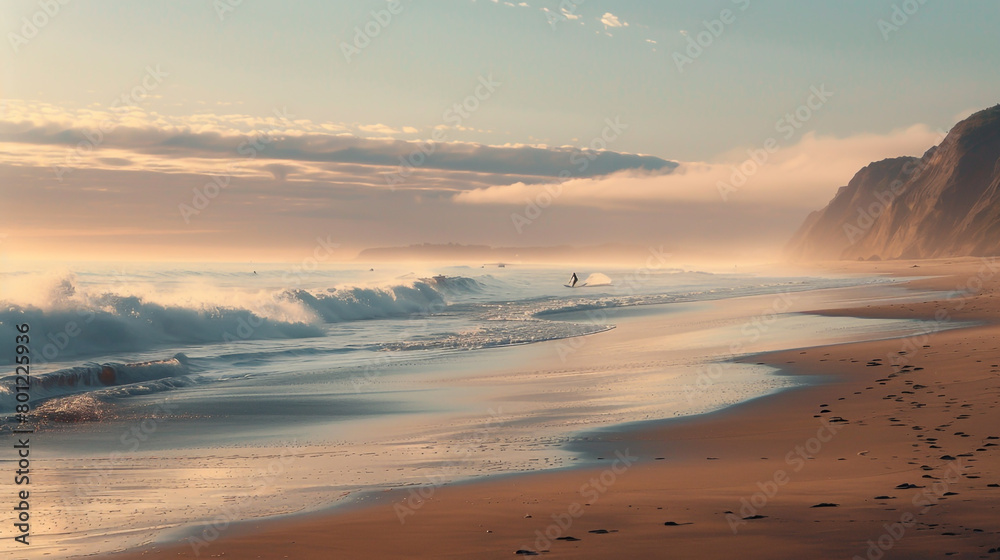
[788,105,1000,260]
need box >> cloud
[600,12,628,28]
[261,163,297,181]
[0,99,950,262]
[0,100,676,186]
[0,161,795,262]
[357,123,406,135]
[455,124,945,211]
[356,123,419,136]
[97,157,134,167]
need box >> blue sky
[1,0,998,260]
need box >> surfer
[570,272,578,287]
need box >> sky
[1,0,998,262]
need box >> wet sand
[109,258,1000,559]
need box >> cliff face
[788,105,1000,260]
[785,156,919,260]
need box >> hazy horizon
[2,1,998,262]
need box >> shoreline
[107,258,1000,559]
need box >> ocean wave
[379,320,614,352]
[0,354,195,418]
[0,274,486,364]
[285,280,448,322]
[0,297,323,365]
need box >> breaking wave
[0,274,485,364]
[0,354,194,418]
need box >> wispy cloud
[357,123,413,136]
[600,12,628,29]
[455,125,943,209]
[0,99,675,188]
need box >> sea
[0,262,946,557]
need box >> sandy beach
[102,258,1000,559]
[7,4,998,559]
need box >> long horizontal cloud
[0,104,676,181]
[455,125,945,210]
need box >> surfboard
[564,283,587,288]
